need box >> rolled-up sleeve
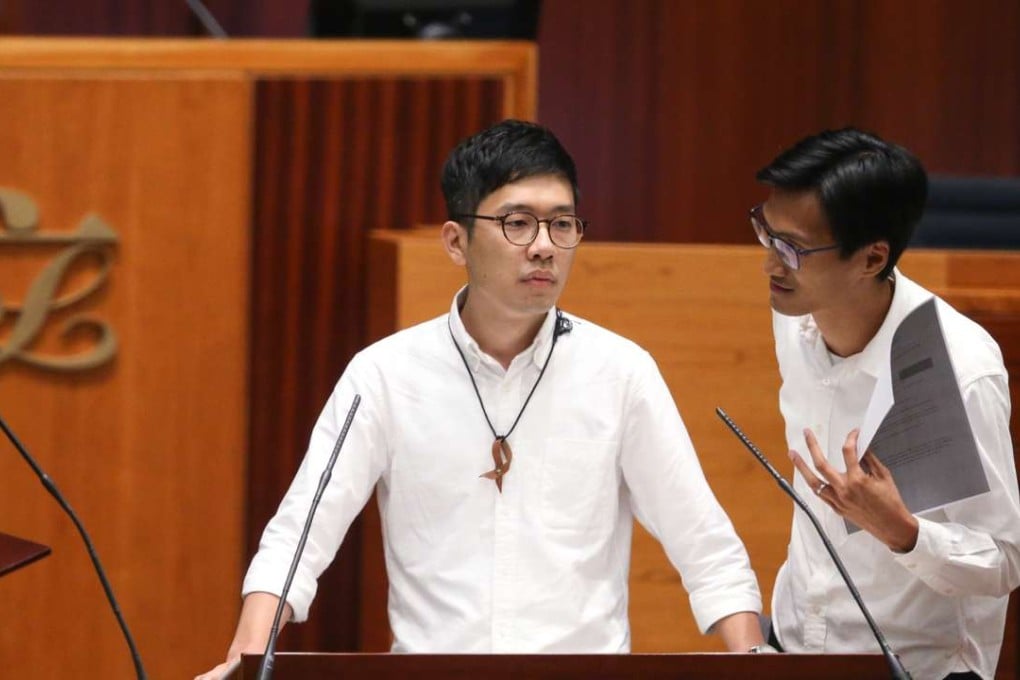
[242,355,389,622]
[893,373,1020,598]
[620,351,762,633]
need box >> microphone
[185,0,228,38]
[256,394,362,680]
[715,407,912,680]
[0,411,147,679]
[554,310,573,337]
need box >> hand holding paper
[790,428,919,552]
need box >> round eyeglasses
[750,204,839,270]
[455,211,587,249]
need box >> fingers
[841,429,862,473]
[788,449,820,486]
[861,449,890,479]
[789,448,831,499]
[802,428,840,482]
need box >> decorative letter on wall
[0,188,118,371]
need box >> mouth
[769,278,793,293]
[523,271,556,285]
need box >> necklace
[448,310,570,492]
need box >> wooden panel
[1,2,1015,246]
[366,231,1020,669]
[0,39,535,662]
[538,0,1020,245]
[0,75,250,678]
[0,38,537,115]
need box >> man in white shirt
[753,127,1020,679]
[197,119,764,678]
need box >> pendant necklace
[448,310,572,492]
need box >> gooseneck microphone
[0,412,147,679]
[256,394,362,680]
[715,407,911,680]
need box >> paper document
[854,298,989,528]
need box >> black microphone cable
[0,411,147,679]
[716,407,912,680]
[186,0,228,38]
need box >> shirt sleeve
[620,350,762,633]
[893,373,1020,597]
[242,353,389,622]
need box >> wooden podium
[233,652,889,679]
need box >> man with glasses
[197,119,764,678]
[754,127,1020,679]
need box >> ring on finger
[814,482,829,496]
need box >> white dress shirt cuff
[892,516,952,583]
[242,552,318,623]
[692,589,762,635]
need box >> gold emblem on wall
[0,188,118,371]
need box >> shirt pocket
[540,438,618,532]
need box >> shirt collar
[798,269,932,378]
[447,286,560,372]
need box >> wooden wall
[538,0,1020,243]
[2,2,1017,243]
[0,72,251,678]
[0,39,536,677]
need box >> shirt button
[821,378,832,387]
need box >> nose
[762,242,787,277]
[527,223,556,260]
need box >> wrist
[887,514,920,553]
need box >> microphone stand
[256,394,361,680]
[715,407,911,680]
[0,412,147,679]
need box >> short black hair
[441,119,579,232]
[756,128,928,279]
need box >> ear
[861,240,890,278]
[441,220,468,266]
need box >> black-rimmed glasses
[456,212,587,249]
[750,204,839,270]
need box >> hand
[194,655,240,680]
[790,428,919,552]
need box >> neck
[813,277,895,358]
[460,301,548,370]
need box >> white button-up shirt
[772,272,1020,679]
[245,291,762,652]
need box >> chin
[769,294,808,318]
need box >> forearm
[713,611,764,652]
[225,592,293,661]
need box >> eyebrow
[496,203,576,214]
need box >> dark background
[2,0,1016,244]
